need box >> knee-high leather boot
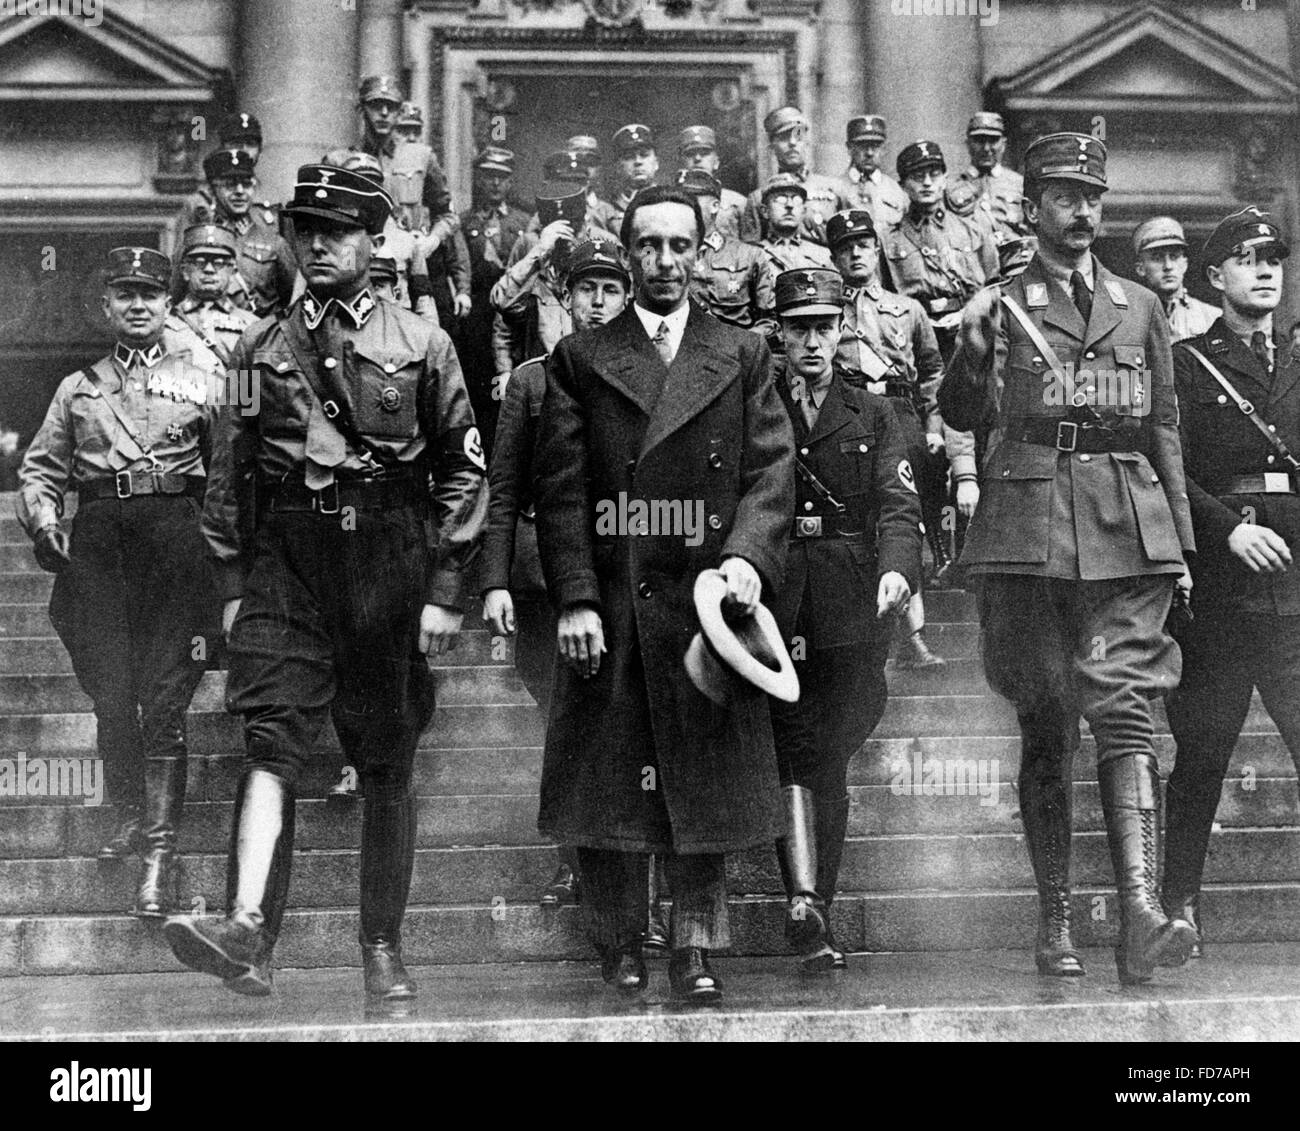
[1160,777,1210,960]
[163,767,295,995]
[132,755,187,919]
[1098,754,1197,984]
[814,794,851,970]
[775,785,831,966]
[1019,712,1084,976]
[359,785,418,1003]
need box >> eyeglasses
[184,255,235,271]
[216,177,257,190]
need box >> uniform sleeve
[480,367,530,594]
[720,335,795,596]
[739,191,764,245]
[447,227,472,297]
[423,151,453,219]
[15,379,75,537]
[490,233,545,313]
[750,249,778,338]
[942,425,979,480]
[534,339,602,611]
[420,330,488,608]
[938,289,1005,432]
[492,307,521,377]
[872,398,924,592]
[1173,341,1239,550]
[1145,302,1195,555]
[200,338,260,600]
[912,303,946,421]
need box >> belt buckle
[796,516,823,538]
[1055,421,1078,452]
[315,481,341,515]
[1264,472,1290,493]
[115,470,132,499]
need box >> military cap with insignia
[180,224,238,258]
[282,164,394,235]
[336,151,385,183]
[678,125,718,154]
[359,74,403,105]
[219,111,262,146]
[896,140,946,179]
[774,268,843,318]
[534,185,587,230]
[1023,132,1108,191]
[475,146,515,174]
[826,209,876,252]
[565,236,631,289]
[542,150,588,185]
[761,172,808,201]
[967,112,1006,138]
[763,106,808,139]
[1201,206,1290,275]
[613,123,655,153]
[1132,216,1188,256]
[847,115,887,144]
[567,135,601,164]
[369,256,398,286]
[676,168,724,198]
[203,147,256,182]
[396,101,423,128]
[106,247,171,289]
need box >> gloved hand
[33,525,71,573]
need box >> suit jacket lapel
[591,306,664,418]
[1082,258,1123,352]
[1029,257,1087,343]
[640,303,738,458]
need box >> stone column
[815,0,866,176]
[359,0,404,82]
[237,0,359,203]
[861,4,985,178]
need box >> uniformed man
[394,101,424,145]
[539,149,609,233]
[566,134,611,222]
[182,112,264,225]
[190,147,296,318]
[1133,217,1218,344]
[953,112,1028,242]
[883,140,999,360]
[171,224,258,369]
[1164,208,1300,960]
[589,123,660,238]
[939,132,1198,984]
[482,236,634,908]
[836,114,908,231]
[828,209,952,666]
[369,255,400,303]
[162,165,487,1004]
[323,74,453,232]
[17,247,221,920]
[676,125,746,241]
[491,183,616,390]
[676,169,775,337]
[768,267,921,970]
[740,106,847,245]
[756,174,835,276]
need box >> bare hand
[876,571,911,618]
[934,311,963,331]
[1175,569,1194,600]
[419,603,464,655]
[221,598,242,639]
[483,588,516,636]
[925,431,946,456]
[453,293,473,318]
[1227,523,1292,574]
[557,604,605,678]
[719,556,761,615]
[956,479,980,517]
[537,220,575,257]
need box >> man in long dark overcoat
[533,185,795,1003]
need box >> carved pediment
[992,2,1297,113]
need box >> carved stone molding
[150,107,204,195]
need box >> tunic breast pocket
[885,244,920,286]
[240,243,277,276]
[835,431,878,497]
[351,345,422,440]
[251,349,308,437]
[705,267,749,314]
[1004,342,1055,416]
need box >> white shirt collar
[633,300,690,361]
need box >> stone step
[0,605,54,637]
[1,826,1296,917]
[0,574,52,602]
[0,703,548,756]
[6,881,1299,976]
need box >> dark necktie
[1251,330,1274,374]
[1070,270,1092,325]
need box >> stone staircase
[1,493,1298,978]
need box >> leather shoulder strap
[83,362,156,465]
[1001,293,1069,381]
[1182,343,1300,472]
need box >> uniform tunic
[953,164,1028,241]
[690,229,777,335]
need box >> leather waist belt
[927,297,963,315]
[1213,473,1298,495]
[1009,418,1146,455]
[78,472,205,501]
[265,472,421,514]
[851,378,914,402]
[791,517,866,539]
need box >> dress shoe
[98,813,144,862]
[600,943,648,995]
[540,862,580,906]
[895,630,945,670]
[164,912,269,984]
[1160,896,1203,964]
[668,947,723,1003]
[362,939,418,1002]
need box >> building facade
[1,0,1298,437]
